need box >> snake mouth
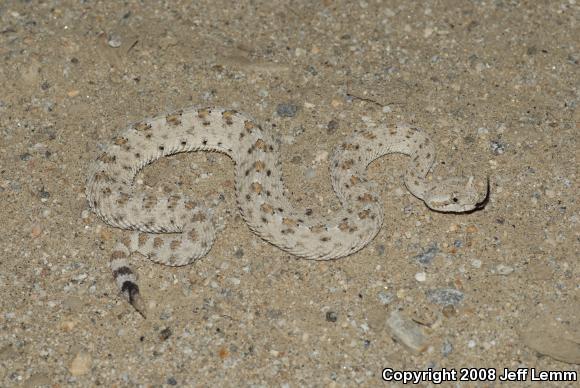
[461,176,490,214]
[474,176,490,210]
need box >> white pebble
[107,34,122,48]
[415,272,427,282]
[294,48,306,57]
[496,264,514,275]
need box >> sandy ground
[1,0,579,386]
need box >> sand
[1,0,578,386]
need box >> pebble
[107,34,122,48]
[69,352,92,376]
[60,320,77,331]
[386,310,429,353]
[441,305,456,318]
[39,187,50,200]
[490,140,506,155]
[167,377,178,385]
[159,327,172,341]
[467,339,477,348]
[326,119,339,134]
[415,272,427,282]
[375,244,386,256]
[201,90,216,101]
[496,264,514,275]
[31,225,42,238]
[441,339,453,356]
[292,126,305,137]
[426,288,464,306]
[465,225,478,234]
[98,226,113,241]
[294,47,306,57]
[414,244,438,266]
[470,259,482,268]
[276,103,298,117]
[233,248,244,258]
[377,291,393,305]
[331,99,343,108]
[326,311,338,322]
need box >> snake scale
[86,106,488,316]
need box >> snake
[86,106,488,316]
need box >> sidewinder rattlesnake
[86,106,488,316]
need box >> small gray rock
[441,339,453,357]
[490,140,506,155]
[414,244,438,266]
[233,248,244,259]
[377,291,394,305]
[326,311,338,322]
[276,103,298,117]
[326,119,339,134]
[426,288,464,306]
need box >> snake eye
[452,196,458,203]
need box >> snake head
[424,176,489,213]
